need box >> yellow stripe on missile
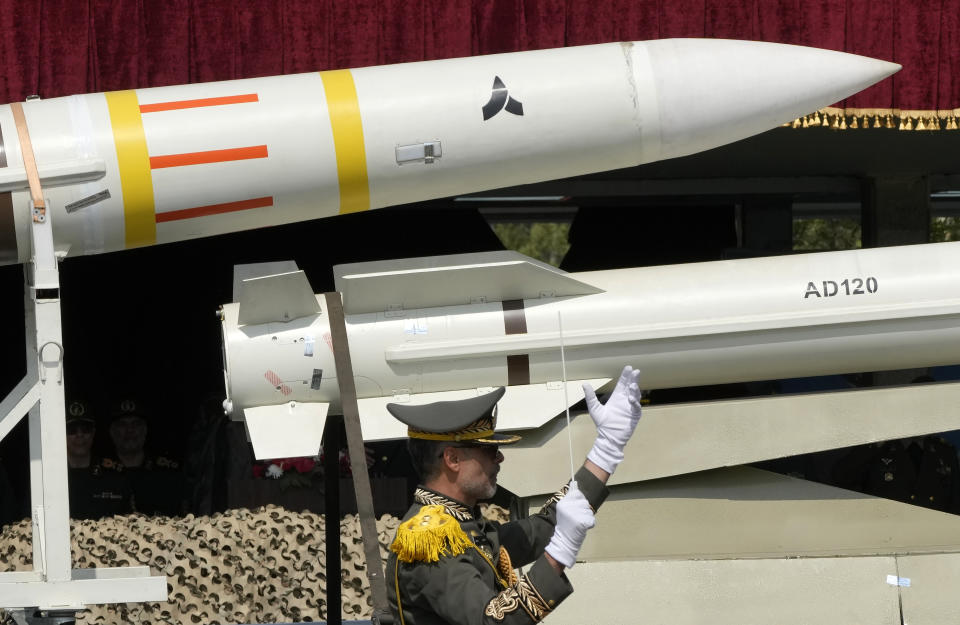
[320,70,370,214]
[105,90,156,247]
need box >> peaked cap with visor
[386,387,521,445]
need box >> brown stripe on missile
[503,299,530,385]
[0,124,18,263]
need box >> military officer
[385,365,642,624]
[833,435,960,513]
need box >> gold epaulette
[390,505,473,563]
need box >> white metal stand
[0,200,166,620]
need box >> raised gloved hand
[584,365,642,474]
[544,482,595,568]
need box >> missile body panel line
[382,300,960,362]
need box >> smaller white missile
[0,39,897,265]
[221,242,960,459]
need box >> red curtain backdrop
[0,0,957,115]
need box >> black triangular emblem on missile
[482,76,524,121]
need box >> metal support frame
[0,198,166,615]
[323,415,343,625]
[323,292,392,625]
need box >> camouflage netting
[0,507,397,623]
[0,504,510,624]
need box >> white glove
[584,365,642,474]
[545,482,595,568]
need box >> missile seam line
[384,309,960,363]
[390,300,960,355]
[104,90,156,247]
[149,145,269,169]
[319,70,370,214]
[139,93,259,113]
[155,196,273,223]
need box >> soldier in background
[65,399,130,519]
[101,399,186,516]
[833,435,960,514]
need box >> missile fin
[334,251,603,315]
[243,402,328,460]
[356,377,611,441]
[236,264,321,325]
[494,377,611,430]
[233,261,300,301]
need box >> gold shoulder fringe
[786,106,960,131]
[391,504,473,563]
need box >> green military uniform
[384,387,610,624]
[833,436,960,513]
[387,466,607,625]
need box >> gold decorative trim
[541,484,569,509]
[498,545,518,587]
[483,574,553,622]
[408,418,495,441]
[786,106,960,131]
[484,587,523,621]
[413,488,474,521]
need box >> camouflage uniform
[387,466,608,625]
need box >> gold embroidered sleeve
[484,574,553,622]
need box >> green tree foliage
[793,218,861,251]
[930,216,960,242]
[491,222,571,267]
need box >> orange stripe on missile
[156,196,272,223]
[149,145,268,169]
[139,93,259,113]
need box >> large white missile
[0,40,897,264]
[222,242,960,459]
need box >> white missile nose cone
[633,39,901,163]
